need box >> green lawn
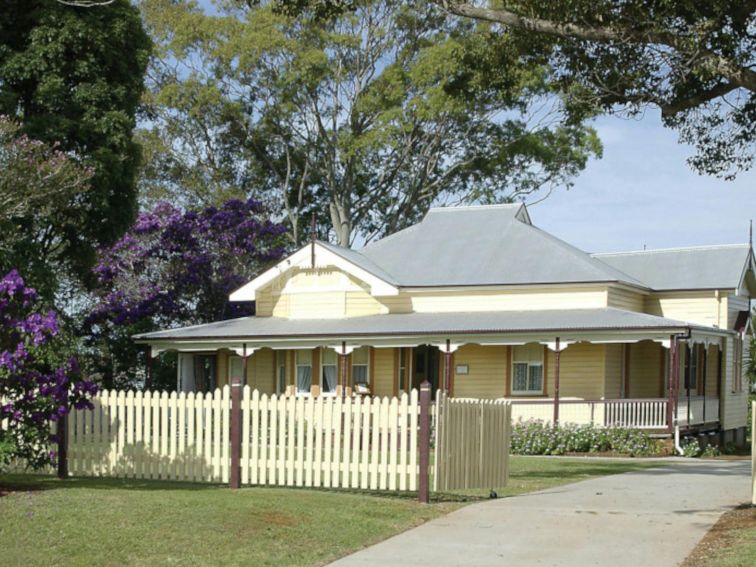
[0,456,659,567]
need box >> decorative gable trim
[229,243,399,302]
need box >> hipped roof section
[230,203,754,301]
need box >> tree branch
[660,82,738,118]
[438,1,756,93]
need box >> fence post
[57,412,68,479]
[418,380,431,504]
[230,345,247,489]
[751,400,755,506]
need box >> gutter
[133,324,695,343]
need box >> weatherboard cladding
[134,307,695,341]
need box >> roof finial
[749,219,753,248]
[310,212,316,269]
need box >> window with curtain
[512,344,544,395]
[296,350,312,394]
[352,347,369,386]
[276,351,286,395]
[321,348,337,395]
[229,356,244,385]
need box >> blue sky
[527,111,755,254]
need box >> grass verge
[682,504,756,567]
[1,456,659,567]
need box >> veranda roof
[134,307,715,343]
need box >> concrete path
[330,460,751,567]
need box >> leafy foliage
[83,199,288,389]
[272,0,756,178]
[679,437,702,458]
[0,0,152,295]
[510,419,661,457]
[440,1,756,179]
[0,270,97,471]
[0,116,94,299]
[139,0,600,246]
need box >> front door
[412,345,439,396]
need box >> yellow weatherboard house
[135,204,755,443]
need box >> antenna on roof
[310,212,316,269]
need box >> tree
[0,270,97,471]
[83,199,287,389]
[437,1,755,179]
[266,1,756,179]
[0,116,94,300]
[139,0,600,246]
[0,0,152,294]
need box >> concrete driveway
[329,459,751,567]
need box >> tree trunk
[329,200,352,247]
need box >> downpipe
[674,425,684,455]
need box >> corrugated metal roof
[134,308,696,341]
[317,241,399,285]
[356,204,646,288]
[593,245,752,290]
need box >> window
[193,354,217,392]
[320,348,337,396]
[229,356,244,385]
[684,344,698,390]
[398,348,408,393]
[276,351,286,395]
[733,336,743,393]
[352,347,370,386]
[512,344,544,395]
[296,350,312,395]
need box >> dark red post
[418,380,431,504]
[667,336,678,433]
[56,412,68,479]
[340,342,348,400]
[702,345,708,423]
[443,352,452,393]
[685,344,692,427]
[230,344,246,489]
[552,338,561,425]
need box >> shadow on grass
[1,458,673,503]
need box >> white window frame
[276,350,286,396]
[398,348,408,393]
[352,347,370,391]
[511,344,544,396]
[733,335,743,393]
[295,350,313,396]
[228,355,244,386]
[320,348,338,397]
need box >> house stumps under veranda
[134,204,755,444]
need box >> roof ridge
[593,243,750,257]
[427,203,522,213]
[522,223,648,288]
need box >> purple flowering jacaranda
[83,199,288,388]
[0,270,98,471]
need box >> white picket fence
[66,388,231,482]
[241,387,419,491]
[61,387,421,491]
